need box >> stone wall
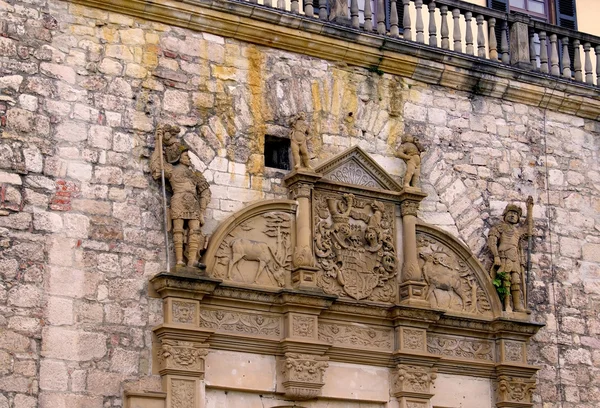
[0,0,598,407]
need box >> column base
[291,266,321,291]
[399,280,430,307]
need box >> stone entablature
[146,146,542,408]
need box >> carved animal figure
[420,252,472,311]
[227,238,285,287]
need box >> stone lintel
[278,289,337,312]
[280,339,331,356]
[390,306,443,326]
[153,324,214,344]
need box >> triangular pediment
[314,146,402,192]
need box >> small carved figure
[290,113,312,170]
[150,125,211,268]
[420,252,474,312]
[397,135,425,189]
[487,197,534,312]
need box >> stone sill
[71,0,600,119]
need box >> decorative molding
[318,322,393,351]
[172,300,197,325]
[280,353,329,400]
[504,341,525,363]
[292,315,316,338]
[427,334,494,362]
[402,328,426,352]
[199,309,281,337]
[392,364,437,396]
[157,340,208,375]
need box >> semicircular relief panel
[416,223,502,317]
[203,200,297,288]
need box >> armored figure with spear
[487,196,534,312]
[150,124,211,268]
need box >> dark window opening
[264,135,291,170]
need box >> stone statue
[397,135,425,189]
[150,124,211,268]
[290,113,312,170]
[487,196,534,312]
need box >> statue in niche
[397,135,425,189]
[150,124,212,268]
[290,113,312,171]
[314,193,397,302]
[487,197,534,312]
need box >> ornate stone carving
[392,364,437,395]
[427,334,494,361]
[418,234,493,316]
[406,402,427,408]
[496,375,536,405]
[281,353,329,400]
[290,113,312,170]
[402,328,425,351]
[327,161,379,188]
[487,197,534,312]
[149,124,211,268]
[397,135,425,189]
[504,341,524,362]
[172,300,196,324]
[400,200,420,217]
[318,323,393,350]
[199,309,281,337]
[313,191,397,302]
[292,315,315,338]
[157,340,208,374]
[212,211,293,287]
[171,378,196,408]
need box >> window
[509,0,548,21]
[264,135,291,170]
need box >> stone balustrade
[237,0,600,87]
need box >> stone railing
[241,0,600,87]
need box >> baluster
[440,6,449,49]
[584,42,593,84]
[539,31,549,73]
[488,18,498,60]
[573,39,582,81]
[550,34,560,76]
[477,15,485,57]
[249,0,257,4]
[428,1,437,47]
[350,0,359,28]
[500,21,509,63]
[403,0,412,40]
[595,45,600,86]
[304,0,314,17]
[529,28,537,69]
[452,9,462,52]
[390,0,399,37]
[319,0,327,19]
[291,0,299,13]
[465,12,474,55]
[264,0,272,7]
[415,0,424,43]
[377,0,386,34]
[363,0,373,31]
[561,36,571,78]
[278,0,284,9]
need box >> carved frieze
[199,309,281,337]
[212,211,293,287]
[427,333,494,361]
[313,191,398,302]
[292,315,316,338]
[496,375,536,406]
[280,353,329,400]
[392,364,437,396]
[318,322,393,350]
[417,233,493,316]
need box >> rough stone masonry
[0,0,598,407]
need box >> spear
[525,196,534,307]
[157,127,171,271]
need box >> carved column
[398,189,428,306]
[284,169,323,290]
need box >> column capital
[398,188,427,218]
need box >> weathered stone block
[41,327,107,361]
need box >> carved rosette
[496,375,536,407]
[157,340,209,376]
[281,353,329,400]
[392,364,437,397]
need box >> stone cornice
[71,0,600,120]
